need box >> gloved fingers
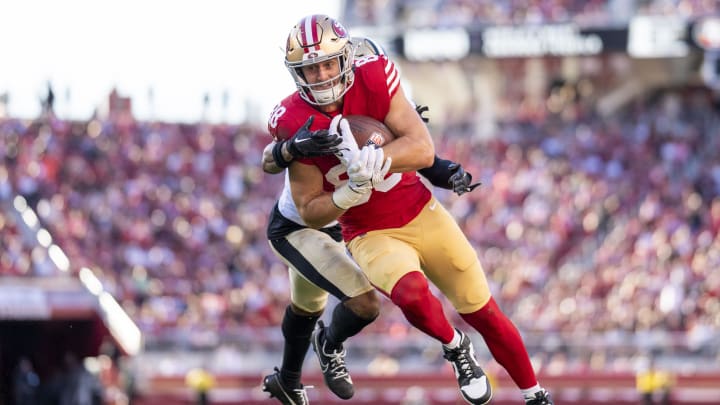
[371,147,385,173]
[338,118,359,150]
[350,145,371,174]
[454,181,482,195]
[312,130,341,147]
[467,182,482,191]
[301,115,315,130]
[415,105,430,123]
[363,146,379,175]
[329,114,343,135]
[380,156,392,177]
[449,172,462,184]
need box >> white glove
[330,114,360,167]
[349,145,392,187]
[332,146,392,210]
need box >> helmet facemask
[285,15,356,106]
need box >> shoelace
[325,347,350,379]
[525,391,549,404]
[449,347,476,378]
[288,385,314,405]
[291,387,310,405]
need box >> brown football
[344,115,396,147]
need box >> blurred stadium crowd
[345,0,719,27]
[1,4,720,403]
[2,80,719,374]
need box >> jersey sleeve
[356,55,401,101]
[381,56,402,101]
[267,105,280,141]
[268,94,334,143]
[267,102,297,142]
[347,55,403,119]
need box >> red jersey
[267,55,431,241]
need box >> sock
[521,384,543,398]
[390,271,455,344]
[442,329,462,350]
[460,297,538,389]
[324,302,377,348]
[280,305,319,389]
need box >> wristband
[272,141,292,169]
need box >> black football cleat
[525,389,554,405]
[262,367,309,405]
[311,320,354,399]
[442,329,493,405]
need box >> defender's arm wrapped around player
[329,111,480,196]
[413,104,481,196]
[262,115,342,174]
[419,158,481,196]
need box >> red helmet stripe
[300,15,321,55]
[310,15,320,47]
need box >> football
[344,115,396,147]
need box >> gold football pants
[348,196,491,314]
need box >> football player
[260,35,480,404]
[270,14,555,405]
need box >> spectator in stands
[635,354,674,405]
[58,352,104,405]
[41,81,55,117]
[185,366,215,405]
[12,357,39,405]
[372,0,720,28]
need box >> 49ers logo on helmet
[332,21,347,38]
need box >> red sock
[461,297,538,389]
[390,272,455,344]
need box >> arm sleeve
[417,155,454,190]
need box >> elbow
[262,143,284,174]
[303,219,326,229]
[297,207,325,229]
[262,162,283,174]
[419,141,435,168]
[420,152,435,169]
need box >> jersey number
[268,104,286,130]
[354,55,379,67]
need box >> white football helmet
[352,36,387,58]
[285,15,356,106]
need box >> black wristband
[272,141,292,169]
